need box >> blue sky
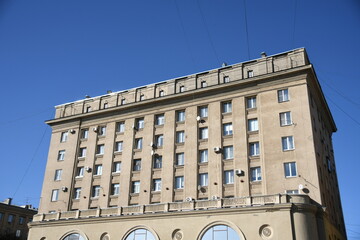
[0,0,359,238]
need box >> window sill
[95,154,104,158]
[285,176,297,178]
[222,134,233,138]
[97,135,106,139]
[116,132,124,135]
[130,193,139,197]
[280,123,293,127]
[78,157,86,161]
[93,175,101,179]
[110,195,119,199]
[247,130,259,135]
[176,121,185,125]
[249,155,260,160]
[151,191,161,194]
[80,138,88,142]
[250,181,262,184]
[174,165,184,169]
[198,139,208,142]
[134,149,142,152]
[75,176,83,180]
[155,125,164,128]
[246,108,257,112]
[90,197,99,200]
[223,158,234,161]
[114,151,123,155]
[223,183,234,187]
[72,199,80,202]
[174,189,184,192]
[198,162,208,166]
[156,146,163,149]
[112,172,121,176]
[222,112,232,116]
[283,149,295,152]
[175,142,185,146]
[152,168,162,172]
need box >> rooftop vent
[222,62,228,67]
[261,52,267,58]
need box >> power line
[325,94,360,128]
[242,0,250,59]
[0,107,53,125]
[12,126,49,198]
[292,0,298,48]
[196,0,221,65]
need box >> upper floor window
[201,224,240,240]
[176,131,185,143]
[98,126,106,136]
[96,144,105,155]
[199,127,208,140]
[249,142,260,156]
[76,167,84,178]
[280,111,292,126]
[121,98,126,105]
[175,176,184,189]
[179,85,185,93]
[79,147,87,157]
[153,155,162,169]
[54,169,62,181]
[111,184,120,195]
[86,106,91,113]
[7,214,14,223]
[223,123,233,136]
[176,110,185,122]
[250,167,262,181]
[113,162,121,173]
[115,141,123,152]
[60,131,68,142]
[155,135,164,147]
[199,106,208,118]
[116,122,125,133]
[80,129,89,139]
[92,185,101,198]
[247,70,254,78]
[135,138,143,149]
[199,173,208,187]
[103,102,108,109]
[176,153,185,166]
[223,76,230,83]
[246,96,256,109]
[222,102,232,113]
[199,149,208,163]
[248,119,259,132]
[223,146,234,159]
[136,118,145,129]
[139,94,145,101]
[74,188,81,199]
[201,81,207,88]
[57,150,65,161]
[153,179,162,191]
[278,89,289,102]
[155,114,165,126]
[133,159,141,171]
[51,189,59,202]
[19,217,25,225]
[284,162,297,177]
[94,165,103,176]
[132,181,140,193]
[224,170,234,184]
[282,136,295,151]
[159,90,165,97]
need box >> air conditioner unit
[214,147,221,153]
[185,197,193,202]
[235,169,244,176]
[211,195,218,200]
[61,186,68,192]
[69,129,76,134]
[196,116,201,122]
[93,127,98,132]
[85,166,92,172]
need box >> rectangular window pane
[176,153,184,166]
[132,181,140,193]
[177,110,185,122]
[278,89,289,102]
[133,159,141,171]
[175,176,184,189]
[223,123,233,136]
[222,102,232,113]
[60,131,68,142]
[251,167,262,181]
[199,173,208,186]
[153,179,162,191]
[284,162,297,177]
[246,96,256,109]
[223,146,233,159]
[282,136,295,151]
[54,169,62,181]
[280,112,292,126]
[153,155,162,169]
[156,114,165,125]
[199,128,208,139]
[249,142,260,156]
[116,122,125,133]
[51,189,59,201]
[96,144,105,154]
[199,149,208,163]
[224,170,234,184]
[199,106,208,118]
[248,119,259,131]
[113,162,121,173]
[176,131,185,143]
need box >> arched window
[201,225,240,240]
[63,233,85,240]
[125,228,156,240]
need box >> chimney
[3,198,12,205]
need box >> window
[116,122,125,133]
[76,167,84,177]
[222,102,232,113]
[155,135,164,147]
[81,129,89,139]
[176,110,185,122]
[86,106,91,113]
[57,150,65,161]
[286,189,299,194]
[284,162,297,177]
[64,233,85,240]
[124,229,156,240]
[223,123,233,136]
[111,184,120,195]
[7,214,14,223]
[136,118,145,129]
[98,126,106,136]
[0,213,2,221]
[132,181,140,193]
[153,179,162,191]
[201,81,207,88]
[133,159,141,171]
[115,141,123,152]
[155,114,165,125]
[199,127,208,140]
[92,185,101,198]
[199,106,208,118]
[282,136,295,151]
[79,147,87,157]
[74,188,81,199]
[179,86,185,93]
[139,94,145,101]
[121,98,126,105]
[176,153,184,166]
[199,149,208,163]
[95,165,103,176]
[16,230,21,237]
[51,189,59,202]
[113,162,121,173]
[278,89,289,102]
[60,131,68,142]
[199,173,208,186]
[103,102,108,109]
[153,155,162,169]
[54,169,62,181]
[250,167,262,181]
[176,131,185,143]
[19,217,25,225]
[135,138,143,149]
[175,176,184,189]
[159,90,165,97]
[247,70,254,78]
[223,76,230,83]
[224,170,234,184]
[223,146,234,159]
[280,111,292,126]
[201,225,240,240]
[246,96,256,109]
[96,144,105,154]
[249,142,260,156]
[248,119,259,132]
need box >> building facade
[0,198,37,240]
[28,48,346,240]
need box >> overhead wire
[324,94,360,127]
[243,0,250,59]
[0,107,53,125]
[292,0,298,48]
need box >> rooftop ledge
[33,194,315,222]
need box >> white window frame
[199,127,208,140]
[201,81,207,88]
[179,86,185,93]
[135,138,143,149]
[247,96,256,109]
[153,179,162,191]
[58,150,65,161]
[223,146,234,160]
[112,183,120,195]
[79,147,87,157]
[115,141,123,152]
[54,169,62,181]
[247,70,254,78]
[51,189,59,202]
[175,176,184,189]
[137,118,145,129]
[223,123,233,136]
[132,181,140,193]
[113,162,121,173]
[199,173,208,187]
[156,114,165,125]
[284,162,297,178]
[248,119,259,132]
[222,102,232,113]
[199,149,208,163]
[249,142,260,156]
[92,186,101,198]
[280,111,292,126]
[223,76,230,83]
[81,129,89,139]
[156,135,164,147]
[121,98,126,105]
[139,94,145,101]
[199,106,208,118]
[224,170,234,184]
[153,155,162,169]
[250,167,262,182]
[176,153,184,166]
[159,90,165,97]
[96,144,105,155]
[74,188,81,199]
[76,167,84,178]
[95,165,103,176]
[176,131,185,143]
[60,131,68,142]
[116,122,125,133]
[177,110,185,122]
[282,136,295,151]
[133,159,141,171]
[278,89,289,102]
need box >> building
[0,198,37,240]
[28,48,346,240]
